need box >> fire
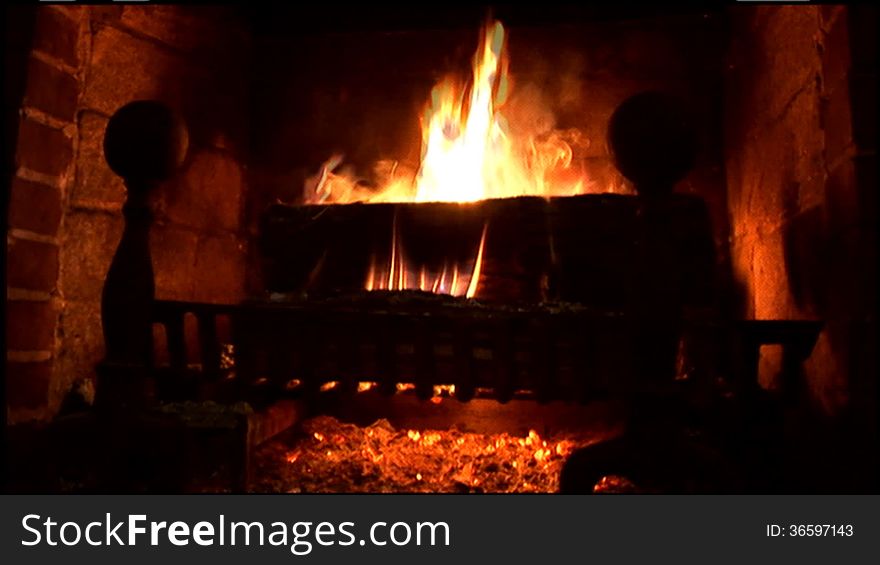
[366,218,488,298]
[305,20,586,205]
[254,416,598,493]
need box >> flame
[306,20,586,205]
[433,384,456,397]
[357,381,378,392]
[366,217,488,298]
[465,223,487,299]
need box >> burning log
[260,191,714,307]
[261,199,524,301]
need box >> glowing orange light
[305,20,589,205]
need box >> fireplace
[4,4,876,493]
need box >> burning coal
[252,416,603,493]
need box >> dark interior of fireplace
[3,3,877,493]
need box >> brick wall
[7,6,82,423]
[6,5,252,423]
[724,5,876,426]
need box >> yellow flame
[368,220,489,299]
[306,20,587,205]
[365,254,377,291]
[465,223,488,299]
[357,381,378,392]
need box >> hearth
[5,4,876,494]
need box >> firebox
[4,4,876,494]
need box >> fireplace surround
[4,3,876,493]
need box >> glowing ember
[357,381,378,392]
[593,475,640,493]
[253,416,602,493]
[305,20,587,205]
[433,384,456,397]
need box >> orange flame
[305,20,586,205]
[366,217,488,299]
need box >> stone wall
[724,4,876,429]
[6,5,252,423]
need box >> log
[261,197,550,303]
[260,193,716,308]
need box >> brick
[7,238,59,292]
[727,75,825,227]
[821,77,854,166]
[32,7,80,67]
[729,124,789,231]
[55,299,105,407]
[82,25,203,117]
[15,117,73,177]
[191,233,247,304]
[119,6,245,58]
[820,4,845,31]
[71,112,126,205]
[751,227,799,320]
[82,25,247,155]
[89,5,124,24]
[782,205,829,315]
[754,6,823,122]
[23,56,79,123]
[59,211,123,302]
[728,236,756,318]
[824,159,858,237]
[8,177,63,235]
[820,6,851,90]
[6,360,52,410]
[802,331,848,413]
[160,150,243,232]
[151,225,199,301]
[151,228,244,304]
[6,300,58,351]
